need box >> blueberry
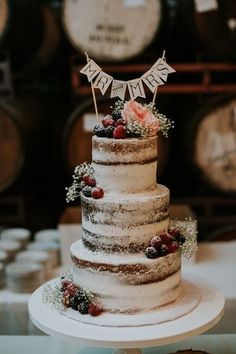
[94,124,106,137]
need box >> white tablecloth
[0,242,236,335]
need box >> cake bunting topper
[79,51,175,121]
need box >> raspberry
[63,289,70,298]
[94,124,106,137]
[168,228,181,241]
[88,303,103,316]
[61,279,71,291]
[167,241,179,253]
[160,232,175,244]
[82,174,96,187]
[78,302,89,314]
[159,244,168,256]
[112,110,122,121]
[150,235,162,250]
[145,246,158,259]
[76,289,90,304]
[105,126,115,138]
[113,125,127,139]
[82,186,92,197]
[91,187,104,199]
[67,283,79,296]
[115,119,126,127]
[102,116,115,127]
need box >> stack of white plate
[27,241,60,268]
[0,250,8,266]
[1,228,31,249]
[35,229,60,244]
[16,250,51,280]
[0,240,21,262]
[0,262,5,289]
[6,262,43,293]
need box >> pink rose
[121,101,159,136]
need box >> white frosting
[93,161,157,193]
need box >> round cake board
[29,273,224,354]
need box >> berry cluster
[61,278,103,316]
[81,174,104,199]
[94,111,127,139]
[145,229,185,259]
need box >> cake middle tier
[81,184,169,253]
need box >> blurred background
[0,0,236,240]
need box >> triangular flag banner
[110,80,127,100]
[93,71,113,95]
[127,78,145,100]
[80,60,101,82]
[152,58,175,82]
[142,68,164,93]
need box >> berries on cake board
[88,303,103,316]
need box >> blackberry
[112,110,122,121]
[69,297,79,311]
[145,246,158,259]
[78,302,89,314]
[179,236,186,245]
[105,126,115,138]
[94,124,106,137]
[82,186,92,197]
[76,289,90,304]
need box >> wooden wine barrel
[188,96,236,193]
[63,98,170,178]
[0,0,9,42]
[0,0,60,71]
[0,97,52,193]
[178,0,236,61]
[62,0,164,62]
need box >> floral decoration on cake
[144,220,198,260]
[42,270,103,316]
[94,100,173,139]
[66,162,104,203]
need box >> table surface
[0,335,235,354]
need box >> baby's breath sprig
[126,119,150,138]
[42,280,65,312]
[114,100,124,111]
[66,162,93,203]
[170,218,198,259]
[149,104,174,138]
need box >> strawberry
[88,303,103,316]
[82,174,96,187]
[91,187,104,199]
[167,241,179,253]
[102,116,115,127]
[160,232,175,244]
[150,235,162,250]
[113,125,127,139]
[115,119,126,127]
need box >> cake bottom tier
[71,240,182,313]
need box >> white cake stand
[29,273,224,354]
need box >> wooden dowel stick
[85,52,99,123]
